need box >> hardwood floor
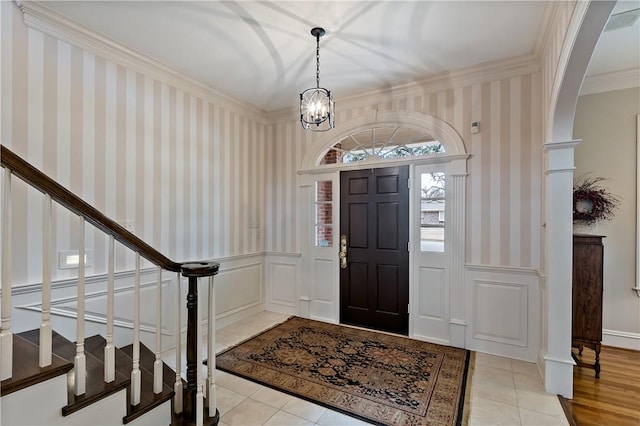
[560,345,640,425]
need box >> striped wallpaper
[2,0,549,287]
[1,2,267,285]
[267,74,543,269]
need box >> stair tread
[118,342,175,424]
[121,341,185,389]
[0,333,74,396]
[18,329,130,416]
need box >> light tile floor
[163,311,568,426]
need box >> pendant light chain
[315,34,321,89]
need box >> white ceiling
[40,1,639,112]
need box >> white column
[130,253,141,406]
[448,167,468,348]
[153,266,163,394]
[542,140,579,399]
[74,216,87,396]
[174,272,183,414]
[1,168,13,381]
[39,194,53,367]
[207,276,216,416]
[104,236,115,383]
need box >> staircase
[0,145,220,425]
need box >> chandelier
[300,27,334,131]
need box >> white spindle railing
[174,272,183,414]
[39,194,53,367]
[74,216,87,396]
[131,253,141,406]
[153,266,163,394]
[1,168,13,381]
[207,275,216,416]
[104,235,115,383]
[1,146,220,422]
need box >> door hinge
[407,304,410,314]
[407,177,411,189]
[408,241,411,252]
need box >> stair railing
[0,145,219,425]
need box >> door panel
[340,166,409,334]
[377,202,399,249]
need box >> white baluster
[174,272,183,414]
[104,235,115,383]
[1,168,13,381]
[207,276,216,416]
[130,253,141,406]
[153,266,163,394]
[39,194,52,367]
[196,277,203,426]
[74,216,86,396]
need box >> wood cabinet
[572,234,604,378]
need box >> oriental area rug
[216,317,471,425]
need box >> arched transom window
[320,126,444,165]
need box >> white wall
[574,86,640,349]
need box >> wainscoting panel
[265,253,300,315]
[310,257,338,323]
[13,268,176,351]
[465,265,540,361]
[419,267,445,320]
[411,266,450,346]
[11,253,268,351]
[473,280,527,346]
[212,254,265,328]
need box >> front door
[339,166,410,334]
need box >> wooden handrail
[2,144,220,423]
[1,145,182,272]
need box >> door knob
[340,234,347,269]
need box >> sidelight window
[315,180,333,247]
[420,172,445,252]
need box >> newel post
[181,261,220,426]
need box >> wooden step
[119,344,218,426]
[0,333,73,397]
[18,329,130,416]
[120,340,185,390]
[118,342,175,424]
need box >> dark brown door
[340,166,409,334]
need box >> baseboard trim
[602,329,640,350]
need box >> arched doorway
[297,111,469,346]
[542,0,616,398]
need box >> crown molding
[580,68,640,96]
[533,1,561,62]
[16,0,268,124]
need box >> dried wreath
[573,176,620,225]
